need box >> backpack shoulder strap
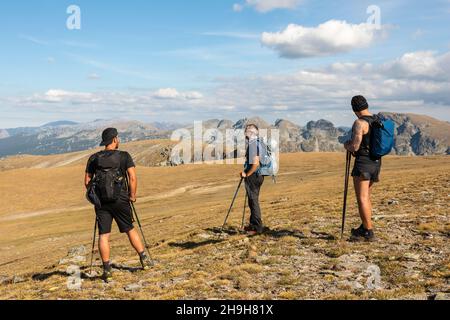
[119,151,130,192]
[91,152,102,175]
[119,151,128,176]
[360,116,375,127]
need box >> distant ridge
[0,113,449,157]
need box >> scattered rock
[68,245,87,257]
[13,275,26,284]
[333,255,383,292]
[433,293,450,301]
[388,199,400,205]
[59,245,88,265]
[85,270,100,278]
[197,233,212,240]
[0,275,26,285]
[403,252,421,262]
[0,275,11,285]
[124,282,143,292]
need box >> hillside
[0,153,448,300]
[0,120,173,157]
[0,140,177,171]
[1,113,449,158]
[380,113,450,155]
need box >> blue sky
[0,0,449,128]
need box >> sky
[0,0,449,128]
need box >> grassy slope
[0,153,449,300]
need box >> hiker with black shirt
[240,124,265,235]
[85,128,153,282]
[344,96,381,242]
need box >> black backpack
[86,152,126,207]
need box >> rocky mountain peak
[306,119,336,131]
[1,113,448,157]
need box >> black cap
[100,128,118,146]
[351,95,369,112]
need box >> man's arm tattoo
[346,121,364,153]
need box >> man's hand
[84,173,92,189]
[240,172,247,179]
[127,167,138,203]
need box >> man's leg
[98,232,113,280]
[98,233,111,263]
[126,228,154,269]
[354,177,373,230]
[245,175,264,232]
[126,228,145,254]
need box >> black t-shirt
[86,150,135,199]
[86,150,135,176]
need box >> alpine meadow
[0,0,449,308]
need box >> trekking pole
[220,177,244,234]
[89,217,98,276]
[241,190,248,230]
[341,151,352,239]
[130,202,155,263]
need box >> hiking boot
[350,225,375,242]
[351,225,365,236]
[244,225,264,236]
[244,225,255,232]
[139,252,154,270]
[102,269,113,283]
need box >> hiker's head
[351,95,370,117]
[245,124,259,141]
[100,128,119,150]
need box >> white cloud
[183,91,204,100]
[6,51,450,125]
[43,90,97,103]
[153,88,180,99]
[382,51,449,79]
[205,50,450,122]
[152,88,203,100]
[262,20,385,58]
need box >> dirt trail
[0,181,238,222]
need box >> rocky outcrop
[1,113,449,157]
[381,113,450,156]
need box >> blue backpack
[369,115,395,158]
[245,138,279,179]
[258,138,278,178]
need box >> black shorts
[96,198,134,235]
[352,156,382,183]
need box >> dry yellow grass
[0,151,448,300]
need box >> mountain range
[0,113,449,158]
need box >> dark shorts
[352,156,382,183]
[96,198,134,235]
